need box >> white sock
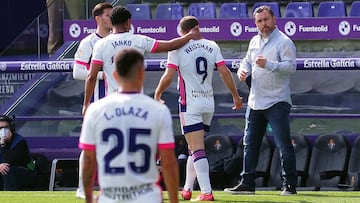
[193,149,212,194]
[183,154,196,191]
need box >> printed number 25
[102,128,151,174]
[196,57,208,84]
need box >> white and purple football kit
[91,33,158,94]
[167,39,226,134]
[79,93,174,203]
[73,32,105,101]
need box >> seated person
[0,115,36,190]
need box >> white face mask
[0,128,10,138]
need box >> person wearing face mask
[0,115,36,191]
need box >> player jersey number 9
[196,57,208,84]
[102,128,151,174]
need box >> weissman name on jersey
[184,43,214,54]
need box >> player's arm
[217,64,243,110]
[154,67,177,102]
[159,148,179,203]
[154,26,200,52]
[73,61,104,81]
[82,149,96,203]
[83,63,101,115]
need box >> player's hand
[237,69,248,82]
[256,55,267,68]
[154,95,165,104]
[189,25,201,40]
[232,96,243,110]
[82,104,90,116]
[0,163,10,175]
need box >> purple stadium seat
[252,2,281,17]
[188,3,216,19]
[317,1,347,17]
[285,2,314,18]
[126,4,151,20]
[155,3,184,20]
[219,3,248,19]
[350,1,360,17]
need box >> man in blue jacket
[0,115,36,190]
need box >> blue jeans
[240,102,297,188]
[0,166,37,190]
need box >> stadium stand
[126,3,151,20]
[252,2,281,17]
[48,158,79,191]
[317,1,347,17]
[205,134,235,189]
[292,135,312,187]
[260,135,312,190]
[188,3,217,19]
[340,136,360,190]
[155,3,184,20]
[285,2,314,18]
[219,3,248,19]
[298,134,350,191]
[349,1,360,17]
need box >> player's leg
[76,151,85,199]
[184,112,214,201]
[180,112,197,200]
[183,149,196,191]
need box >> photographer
[0,115,36,190]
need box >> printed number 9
[102,128,151,174]
[196,57,208,84]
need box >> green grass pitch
[0,191,360,203]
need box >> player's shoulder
[80,33,97,43]
[135,94,171,113]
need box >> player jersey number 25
[102,128,151,174]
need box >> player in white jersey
[79,48,179,203]
[72,3,113,199]
[73,3,112,101]
[82,6,201,115]
[154,16,243,201]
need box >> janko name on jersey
[104,106,148,121]
[111,40,132,49]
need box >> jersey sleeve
[157,106,175,149]
[166,50,179,70]
[79,104,97,151]
[73,39,92,80]
[214,43,226,67]
[140,35,158,53]
[91,40,104,66]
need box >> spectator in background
[224,6,297,196]
[0,115,36,191]
[79,48,179,203]
[72,2,113,199]
[47,0,101,56]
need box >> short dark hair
[110,6,132,26]
[253,5,274,18]
[92,2,113,19]
[114,48,144,78]
[0,115,15,134]
[180,16,199,34]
